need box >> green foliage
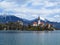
[0,22,55,31]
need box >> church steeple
[38,16,40,26]
[38,16,40,20]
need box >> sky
[0,0,60,22]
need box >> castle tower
[38,16,40,26]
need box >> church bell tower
[38,16,40,26]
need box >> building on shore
[40,22,44,27]
[33,22,37,26]
[17,20,23,26]
[33,16,41,26]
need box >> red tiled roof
[33,22,37,24]
[40,22,44,24]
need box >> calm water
[0,30,60,45]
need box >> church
[33,16,41,26]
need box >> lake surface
[0,30,60,45]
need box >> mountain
[0,15,31,26]
[0,15,60,29]
[0,15,23,23]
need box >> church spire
[38,16,40,26]
[38,16,40,20]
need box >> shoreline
[0,30,55,33]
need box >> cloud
[0,0,60,22]
[54,15,60,18]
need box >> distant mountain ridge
[0,15,24,23]
[0,15,60,29]
[0,15,31,26]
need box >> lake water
[0,30,60,45]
